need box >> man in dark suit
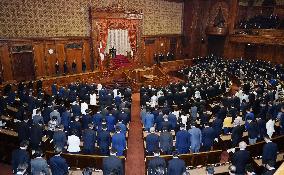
[17,116,30,142]
[106,113,116,133]
[176,125,190,154]
[202,123,215,151]
[52,125,67,150]
[256,116,266,139]
[231,122,244,147]
[70,116,82,137]
[247,119,258,145]
[82,109,92,130]
[102,149,124,175]
[262,135,278,165]
[11,140,30,174]
[112,126,126,156]
[147,150,166,175]
[82,123,96,154]
[160,127,173,154]
[61,107,71,132]
[167,151,186,175]
[31,149,50,175]
[97,125,111,155]
[30,122,43,150]
[49,146,69,175]
[232,141,251,175]
[146,127,160,155]
[188,123,202,153]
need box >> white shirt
[150,95,158,107]
[182,86,187,92]
[181,115,188,126]
[90,93,97,105]
[157,90,164,98]
[67,135,80,153]
[81,102,88,115]
[113,89,118,98]
[97,84,103,91]
[195,91,201,99]
[266,119,275,133]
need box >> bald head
[239,141,247,150]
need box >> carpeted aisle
[0,163,13,175]
[125,93,145,175]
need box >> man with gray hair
[232,141,251,174]
[146,127,160,155]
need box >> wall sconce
[160,43,164,47]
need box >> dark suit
[146,133,160,154]
[70,121,82,137]
[148,156,166,175]
[212,118,223,138]
[262,142,278,164]
[176,130,190,154]
[11,148,30,173]
[102,155,124,175]
[49,155,69,175]
[202,126,215,151]
[231,125,244,147]
[82,114,92,129]
[53,130,67,149]
[167,157,186,175]
[17,121,30,142]
[106,114,116,132]
[112,132,126,156]
[232,150,250,174]
[97,130,111,155]
[160,131,173,154]
[31,157,50,175]
[30,124,43,150]
[247,121,258,139]
[82,128,96,154]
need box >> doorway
[207,35,226,57]
[12,52,35,82]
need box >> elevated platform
[0,59,192,93]
[111,55,131,69]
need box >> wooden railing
[45,151,126,170]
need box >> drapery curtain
[105,29,132,56]
[96,18,138,58]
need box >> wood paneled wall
[226,43,284,64]
[142,35,182,65]
[181,0,284,65]
[0,37,92,82]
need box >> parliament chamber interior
[1,0,284,175]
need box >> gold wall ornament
[0,0,183,38]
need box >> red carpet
[125,93,145,175]
[111,55,131,69]
[0,163,13,175]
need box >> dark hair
[54,146,62,154]
[267,160,275,167]
[110,148,117,154]
[20,140,29,148]
[82,167,92,175]
[245,164,255,173]
[17,163,28,172]
[263,134,270,140]
[33,149,43,157]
